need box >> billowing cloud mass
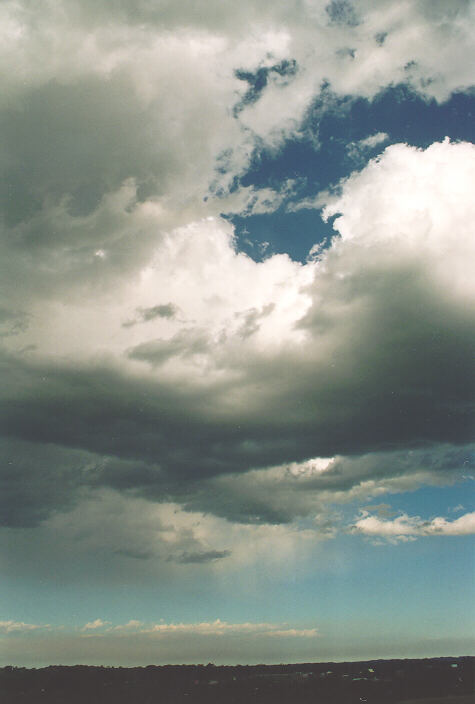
[0,0,474,665]
[1,141,473,527]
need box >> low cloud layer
[0,619,320,667]
[1,619,472,667]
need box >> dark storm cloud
[0,246,473,526]
[1,320,472,482]
[176,445,474,525]
[0,438,90,527]
[0,348,307,479]
[89,458,163,492]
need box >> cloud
[0,2,472,316]
[0,140,473,567]
[351,510,475,542]
[2,617,472,667]
[7,618,318,640]
[172,549,231,564]
[0,0,474,580]
[82,619,110,631]
[0,620,47,633]
[0,441,470,589]
[326,1,360,27]
[449,504,465,513]
[113,620,143,630]
[0,619,320,666]
[1,446,471,585]
[345,132,390,164]
[0,438,96,528]
[0,307,29,338]
[0,1,472,228]
[355,132,389,149]
[146,619,317,638]
[127,327,211,366]
[122,303,179,328]
[3,141,473,466]
[0,486,324,586]
[0,0,473,659]
[178,445,473,525]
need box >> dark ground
[1,656,473,703]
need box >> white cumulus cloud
[351,510,475,542]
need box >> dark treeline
[1,656,473,703]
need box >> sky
[0,0,474,667]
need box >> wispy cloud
[360,132,389,148]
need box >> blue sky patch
[224,87,475,261]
